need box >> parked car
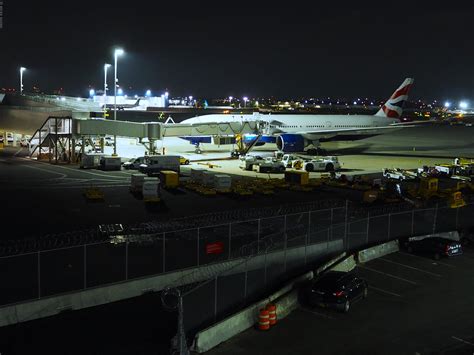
[403,237,463,260]
[304,271,368,313]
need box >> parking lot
[208,247,474,355]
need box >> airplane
[179,78,415,154]
[102,98,141,111]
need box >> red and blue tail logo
[376,78,414,119]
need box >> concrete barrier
[0,239,342,328]
[357,240,399,263]
[192,271,312,353]
[193,240,402,353]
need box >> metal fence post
[305,212,310,266]
[125,242,128,280]
[244,260,248,300]
[37,251,41,299]
[197,228,200,267]
[455,206,460,230]
[84,244,87,289]
[366,211,370,245]
[228,223,232,260]
[257,219,261,254]
[330,207,334,242]
[344,200,349,249]
[163,232,166,273]
[387,213,391,241]
[214,276,218,322]
[264,249,268,286]
[432,204,438,234]
[283,214,288,272]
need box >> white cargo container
[80,153,105,169]
[100,156,122,171]
[142,177,160,202]
[130,173,147,193]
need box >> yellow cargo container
[284,171,309,185]
[160,170,179,189]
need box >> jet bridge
[29,116,262,160]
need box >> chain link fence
[0,200,473,327]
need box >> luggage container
[191,168,206,183]
[284,171,309,185]
[100,156,122,171]
[214,174,232,192]
[142,177,161,202]
[80,153,105,169]
[130,173,147,193]
[201,171,214,186]
[160,170,179,189]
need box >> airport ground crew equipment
[448,191,467,208]
[258,309,270,331]
[160,170,179,189]
[130,173,147,193]
[285,170,309,185]
[142,177,161,203]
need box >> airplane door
[325,121,333,128]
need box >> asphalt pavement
[207,249,474,355]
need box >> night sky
[1,1,474,100]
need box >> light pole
[243,96,248,108]
[113,48,124,156]
[104,63,111,115]
[20,67,26,95]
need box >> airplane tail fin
[375,78,414,118]
[135,98,141,106]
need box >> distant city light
[353,101,357,105]
[229,96,233,102]
[61,97,66,101]
[117,88,123,95]
[189,96,193,100]
[89,89,95,97]
[459,101,468,109]
[134,94,138,98]
[146,90,151,97]
[76,97,81,101]
[124,95,128,99]
[444,101,451,108]
[165,91,169,97]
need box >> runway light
[444,101,451,108]
[459,101,468,109]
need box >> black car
[404,237,462,260]
[305,271,368,313]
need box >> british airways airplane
[180,78,414,154]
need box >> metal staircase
[29,116,73,162]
